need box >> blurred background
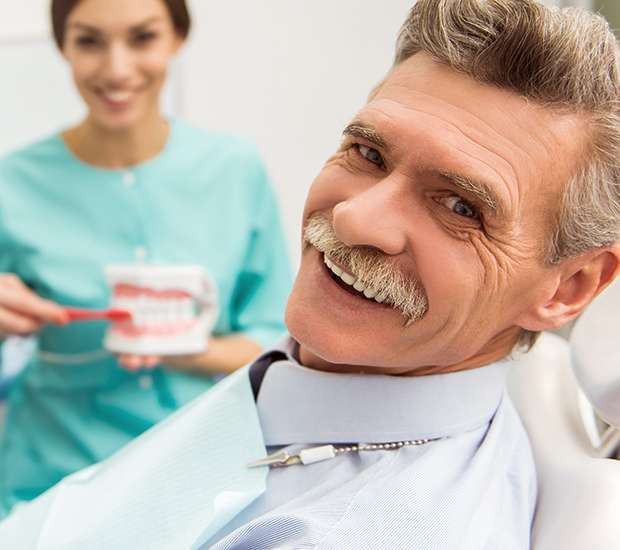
[0,0,418,265]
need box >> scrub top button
[123,171,136,186]
[138,375,153,390]
[134,246,148,262]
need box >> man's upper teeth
[363,286,378,299]
[340,272,355,285]
[374,291,388,304]
[323,254,384,304]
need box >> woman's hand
[117,334,263,375]
[0,273,68,337]
[117,354,161,372]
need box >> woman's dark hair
[51,0,191,49]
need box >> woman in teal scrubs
[0,0,291,516]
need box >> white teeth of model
[149,299,159,325]
[114,297,128,312]
[165,304,174,323]
[353,280,365,292]
[169,301,176,321]
[183,298,194,320]
[134,312,145,326]
[364,287,378,299]
[323,255,332,268]
[172,299,181,321]
[161,301,171,323]
[135,297,147,325]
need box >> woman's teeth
[103,90,132,102]
[323,254,387,304]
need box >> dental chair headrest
[571,279,620,429]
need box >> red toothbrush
[63,307,132,322]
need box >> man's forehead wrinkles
[343,118,508,216]
[364,101,481,154]
[355,104,516,215]
[371,95,514,148]
[365,98,524,182]
[447,145,516,216]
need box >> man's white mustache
[303,213,429,325]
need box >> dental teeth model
[104,265,218,355]
[323,254,388,304]
[111,284,197,334]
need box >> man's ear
[521,245,620,331]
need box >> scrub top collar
[249,337,510,446]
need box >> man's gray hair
[395,0,620,262]
[394,0,620,347]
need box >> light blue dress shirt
[0,120,292,516]
[0,339,536,549]
[206,341,537,549]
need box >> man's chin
[296,341,367,373]
[287,313,378,372]
[286,306,354,369]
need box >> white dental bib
[0,367,266,549]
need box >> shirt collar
[250,338,509,446]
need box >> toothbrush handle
[64,308,131,321]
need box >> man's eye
[356,144,384,167]
[440,196,479,219]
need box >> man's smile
[308,247,398,323]
[322,252,391,305]
[302,212,429,324]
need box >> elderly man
[2,0,620,548]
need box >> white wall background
[0,0,413,265]
[0,0,82,152]
[182,1,413,263]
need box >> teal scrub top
[0,119,292,517]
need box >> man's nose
[332,180,407,255]
[101,42,133,83]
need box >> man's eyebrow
[437,171,502,215]
[343,122,388,150]
[343,122,503,215]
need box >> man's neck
[297,327,522,376]
[62,112,169,169]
